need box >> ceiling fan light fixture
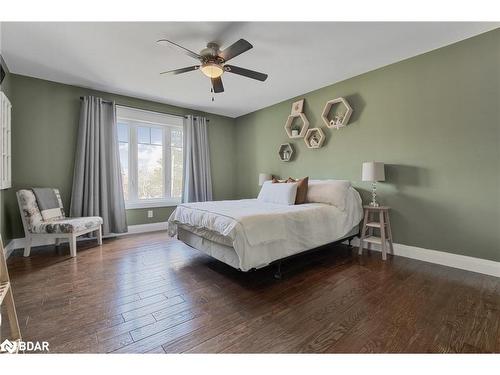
[200,62,224,78]
[158,38,267,94]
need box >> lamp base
[370,182,380,207]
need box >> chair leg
[69,235,77,257]
[97,225,102,245]
[23,235,32,257]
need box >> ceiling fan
[157,38,268,94]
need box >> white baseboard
[123,221,168,235]
[4,224,498,278]
[348,237,499,278]
[3,221,168,259]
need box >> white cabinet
[0,91,11,189]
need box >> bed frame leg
[274,262,282,280]
[347,238,353,248]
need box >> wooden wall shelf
[304,128,325,149]
[321,97,353,129]
[278,143,294,162]
[284,113,309,138]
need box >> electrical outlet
[147,210,154,218]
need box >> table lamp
[362,162,385,207]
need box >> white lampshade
[362,162,385,182]
[258,173,272,186]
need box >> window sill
[125,199,181,210]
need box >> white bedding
[167,187,363,271]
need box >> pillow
[306,180,351,211]
[258,181,298,205]
[272,177,287,183]
[32,188,65,221]
[272,176,309,204]
[286,177,309,204]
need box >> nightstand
[358,205,394,260]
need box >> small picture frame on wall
[291,99,304,115]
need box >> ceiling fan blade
[157,39,201,60]
[160,66,200,75]
[219,39,253,62]
[224,65,268,82]
[211,77,224,93]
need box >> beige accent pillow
[306,179,351,211]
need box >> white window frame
[0,91,12,190]
[116,106,184,209]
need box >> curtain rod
[79,96,210,122]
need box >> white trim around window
[116,105,184,210]
[117,106,184,127]
[125,198,180,209]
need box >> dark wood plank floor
[2,232,499,353]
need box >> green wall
[3,74,236,241]
[235,29,500,262]
[3,29,499,263]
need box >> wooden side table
[358,205,394,260]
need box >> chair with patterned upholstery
[16,189,103,257]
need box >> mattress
[178,225,360,271]
[168,187,363,271]
[178,225,241,269]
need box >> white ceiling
[1,22,497,117]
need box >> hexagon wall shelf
[284,112,309,138]
[278,143,294,162]
[304,128,325,149]
[321,97,353,129]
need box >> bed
[167,181,363,273]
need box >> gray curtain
[70,96,128,234]
[182,115,213,203]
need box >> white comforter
[167,187,363,271]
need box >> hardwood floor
[3,231,499,353]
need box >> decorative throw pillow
[286,177,309,204]
[272,177,287,183]
[32,188,65,221]
[306,179,351,211]
[257,180,298,205]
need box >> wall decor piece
[278,143,294,162]
[321,97,353,129]
[304,128,325,149]
[291,99,304,115]
[284,112,309,138]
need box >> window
[117,106,184,208]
